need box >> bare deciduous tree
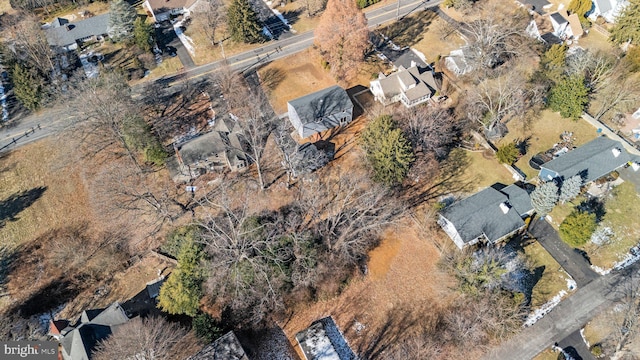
[193,0,227,48]
[92,317,199,360]
[605,271,640,358]
[8,13,55,76]
[396,106,459,159]
[592,66,640,120]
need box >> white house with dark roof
[548,10,583,41]
[588,0,629,23]
[438,184,534,249]
[287,86,354,139]
[44,14,110,51]
[370,64,441,108]
[539,136,640,183]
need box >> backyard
[499,110,600,179]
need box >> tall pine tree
[611,0,640,45]
[11,63,42,111]
[108,0,137,42]
[227,0,263,43]
[133,17,154,52]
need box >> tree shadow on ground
[14,277,83,317]
[577,197,606,222]
[259,67,286,92]
[378,9,437,47]
[515,136,532,155]
[0,186,47,229]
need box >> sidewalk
[582,112,640,156]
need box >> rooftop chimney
[499,202,510,215]
[612,148,622,158]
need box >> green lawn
[500,110,599,179]
[585,182,640,268]
[459,150,515,192]
[524,241,572,309]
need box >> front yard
[523,240,574,310]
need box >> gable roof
[550,12,568,25]
[61,302,129,360]
[45,13,110,47]
[567,13,584,37]
[539,136,631,183]
[373,65,440,103]
[296,317,356,360]
[594,0,614,14]
[440,185,532,244]
[287,86,353,138]
[187,331,249,360]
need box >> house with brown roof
[548,10,583,41]
[143,0,199,21]
[369,64,441,108]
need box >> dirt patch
[281,220,457,357]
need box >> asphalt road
[0,0,441,152]
[484,262,640,360]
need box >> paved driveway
[558,329,596,360]
[529,218,600,288]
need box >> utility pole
[396,0,400,19]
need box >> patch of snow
[263,26,273,39]
[591,226,614,246]
[566,277,577,291]
[524,290,567,327]
[173,20,196,56]
[591,264,610,275]
[0,74,9,122]
[271,8,291,30]
[79,53,100,78]
[580,328,590,348]
[591,243,640,275]
[411,48,427,64]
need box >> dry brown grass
[258,49,337,114]
[413,17,466,64]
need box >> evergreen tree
[548,75,590,119]
[11,63,41,111]
[610,0,640,45]
[360,115,415,186]
[227,0,264,43]
[540,44,567,82]
[559,175,583,204]
[158,237,205,316]
[568,0,592,17]
[133,17,154,52]
[109,0,137,42]
[530,181,559,216]
[559,210,597,247]
[496,142,520,165]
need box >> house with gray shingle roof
[370,64,441,108]
[45,14,110,51]
[287,86,354,139]
[296,317,356,360]
[588,0,629,23]
[539,136,640,184]
[438,184,534,249]
[445,47,476,76]
[54,302,130,360]
[187,331,249,360]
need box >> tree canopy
[227,0,264,43]
[559,210,597,247]
[108,0,137,42]
[496,142,520,165]
[314,0,368,82]
[11,63,42,111]
[133,17,154,52]
[548,74,589,119]
[530,181,559,216]
[158,236,205,316]
[610,0,640,45]
[360,115,415,186]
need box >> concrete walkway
[582,113,640,156]
[529,218,599,288]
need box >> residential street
[0,0,442,153]
[530,218,599,288]
[484,262,639,360]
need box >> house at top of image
[287,85,354,139]
[143,0,199,22]
[588,0,629,23]
[538,136,640,184]
[438,183,534,249]
[44,14,110,52]
[370,63,442,108]
[548,10,584,41]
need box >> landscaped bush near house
[496,142,520,165]
[559,210,597,247]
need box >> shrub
[192,312,223,342]
[496,142,520,165]
[559,210,597,247]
